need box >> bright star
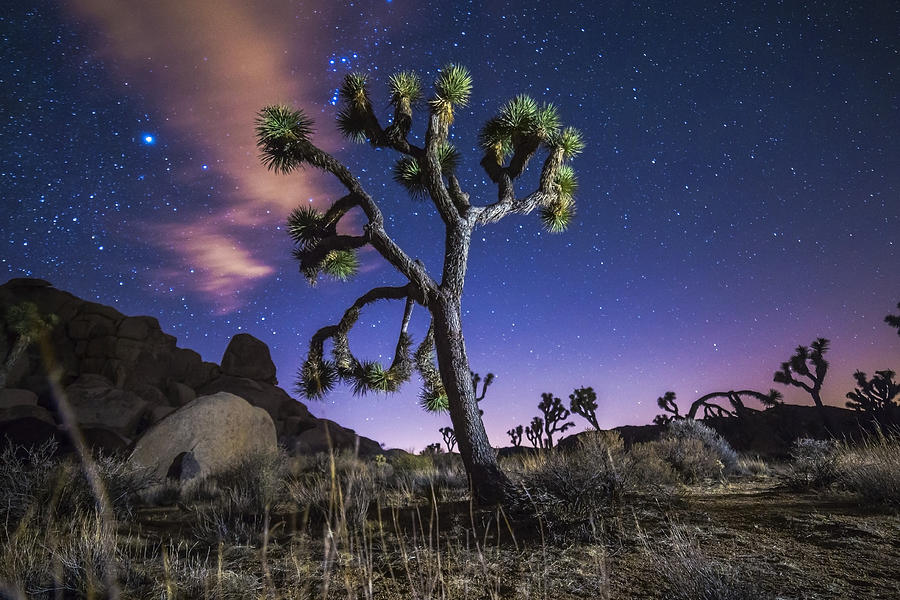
[142,134,155,145]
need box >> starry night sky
[2,1,898,451]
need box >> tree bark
[432,297,514,505]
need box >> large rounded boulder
[128,392,277,484]
[220,333,277,384]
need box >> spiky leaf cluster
[392,142,460,199]
[414,325,447,412]
[287,205,325,251]
[255,105,315,174]
[550,126,585,160]
[479,95,561,162]
[334,73,372,143]
[297,355,338,400]
[539,196,575,233]
[430,64,472,122]
[389,70,423,108]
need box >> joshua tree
[471,371,495,416]
[774,337,833,431]
[653,391,680,425]
[525,417,544,449]
[538,393,575,448]
[439,426,457,452]
[1,302,58,389]
[653,389,782,424]
[422,442,444,456]
[846,370,899,424]
[569,386,600,430]
[886,302,900,337]
[507,424,523,447]
[256,65,583,504]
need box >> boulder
[0,388,38,409]
[220,333,277,384]
[292,419,383,457]
[65,374,150,438]
[0,404,59,448]
[165,380,196,406]
[198,375,313,431]
[128,392,277,483]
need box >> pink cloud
[68,0,347,310]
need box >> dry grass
[837,431,900,505]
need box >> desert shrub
[622,442,679,488]
[0,440,153,527]
[192,450,288,543]
[736,456,771,477]
[783,438,839,490]
[665,419,738,473]
[390,451,435,473]
[653,436,725,483]
[837,434,900,504]
[515,440,625,532]
[649,525,774,600]
[287,451,377,530]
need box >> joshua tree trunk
[431,223,513,504]
[433,298,512,504]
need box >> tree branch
[473,146,564,226]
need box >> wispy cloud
[68,0,343,311]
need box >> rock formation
[128,392,277,483]
[0,278,383,456]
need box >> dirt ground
[601,479,900,600]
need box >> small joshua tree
[1,302,58,389]
[525,417,544,449]
[422,442,444,456]
[886,302,900,337]
[256,65,584,504]
[653,391,680,425]
[569,386,600,430]
[507,424,523,447]
[846,370,899,424]
[774,337,833,431]
[471,371,495,416]
[538,393,575,448]
[439,426,457,452]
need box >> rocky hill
[0,278,382,456]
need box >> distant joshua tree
[774,337,833,431]
[653,389,782,424]
[507,424,523,447]
[471,371,495,416]
[256,63,584,504]
[569,386,600,430]
[886,302,900,337]
[537,393,575,448]
[1,302,57,389]
[525,417,544,449]
[439,426,457,452]
[422,442,444,456]
[846,370,899,424]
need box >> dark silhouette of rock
[220,333,277,384]
[0,388,38,409]
[0,404,60,448]
[128,392,277,483]
[292,419,383,456]
[65,374,150,440]
[0,278,386,457]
